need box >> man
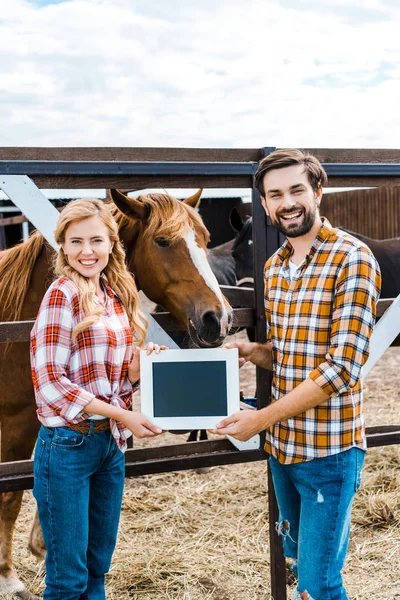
[211,149,381,600]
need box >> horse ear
[183,189,202,209]
[230,207,244,233]
[109,189,149,221]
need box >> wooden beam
[1,424,399,491]
[0,215,28,226]
[220,285,254,308]
[0,297,396,345]
[26,174,254,190]
[0,147,262,162]
[1,147,400,164]
[0,440,268,493]
[2,174,397,190]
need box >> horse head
[109,189,233,348]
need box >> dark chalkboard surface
[152,361,228,417]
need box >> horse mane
[232,217,252,252]
[0,231,45,322]
[109,193,210,244]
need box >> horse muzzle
[188,309,232,348]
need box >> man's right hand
[224,340,273,371]
[223,341,258,367]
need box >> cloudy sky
[0,0,399,149]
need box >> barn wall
[322,185,400,239]
[198,197,243,248]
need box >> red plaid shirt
[30,276,138,452]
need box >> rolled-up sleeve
[309,246,381,396]
[30,288,96,421]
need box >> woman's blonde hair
[55,198,147,345]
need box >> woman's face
[62,216,113,285]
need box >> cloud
[0,0,399,148]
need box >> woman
[31,198,164,600]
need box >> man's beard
[271,205,317,238]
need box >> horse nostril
[202,311,220,332]
[201,310,220,338]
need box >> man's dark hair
[254,149,328,196]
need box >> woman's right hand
[122,410,163,439]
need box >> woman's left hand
[128,343,168,384]
[143,342,168,355]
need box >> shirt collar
[95,276,115,309]
[276,217,333,265]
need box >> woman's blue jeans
[269,448,365,600]
[33,424,125,600]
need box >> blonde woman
[31,199,164,600]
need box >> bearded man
[212,149,381,600]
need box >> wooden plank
[0,161,256,176]
[0,320,33,342]
[6,174,400,190]
[267,466,287,600]
[124,448,266,478]
[1,427,399,492]
[377,299,395,318]
[220,285,254,308]
[366,430,400,448]
[0,147,262,162]
[0,459,32,476]
[0,308,256,343]
[1,147,400,164]
[7,161,400,179]
[0,443,267,493]
[0,298,393,344]
[366,425,400,434]
[297,148,400,163]
[321,176,400,188]
[0,215,28,226]
[27,174,254,190]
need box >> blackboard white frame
[140,348,240,429]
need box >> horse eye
[155,238,170,248]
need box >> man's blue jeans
[269,448,365,600]
[33,424,125,600]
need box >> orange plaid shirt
[264,219,381,464]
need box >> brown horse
[0,189,232,600]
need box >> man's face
[261,164,322,238]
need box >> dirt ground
[7,329,400,600]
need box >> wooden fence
[1,146,400,600]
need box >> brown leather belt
[67,420,110,434]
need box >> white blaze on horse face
[183,227,229,336]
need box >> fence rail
[2,147,400,189]
[0,290,396,343]
[1,285,399,494]
[2,426,400,494]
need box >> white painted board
[362,295,400,379]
